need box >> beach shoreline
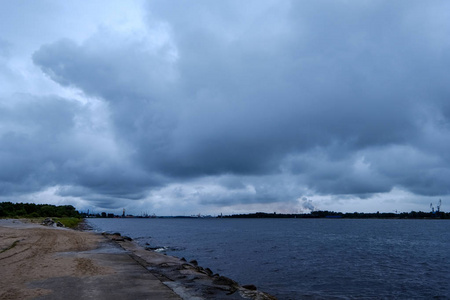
[0,219,276,299]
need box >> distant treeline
[224,210,450,219]
[0,202,81,218]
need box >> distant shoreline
[83,210,450,219]
[222,210,450,219]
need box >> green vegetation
[54,217,83,228]
[0,202,81,219]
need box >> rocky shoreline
[102,231,277,299]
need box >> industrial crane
[430,199,442,214]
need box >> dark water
[87,218,450,299]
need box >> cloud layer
[1,1,450,214]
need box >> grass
[54,217,83,229]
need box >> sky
[1,1,449,216]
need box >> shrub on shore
[0,202,81,219]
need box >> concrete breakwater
[103,231,277,300]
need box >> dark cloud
[0,93,156,200]
[32,35,177,101]
[0,94,80,192]
[2,1,450,213]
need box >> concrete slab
[28,241,182,300]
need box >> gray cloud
[2,1,450,213]
[0,93,156,203]
[0,101,67,197]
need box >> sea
[87,218,450,299]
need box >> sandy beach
[0,219,275,300]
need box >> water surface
[88,218,450,299]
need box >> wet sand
[0,219,276,300]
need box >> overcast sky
[1,1,449,215]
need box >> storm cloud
[1,1,450,214]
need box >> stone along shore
[0,219,276,299]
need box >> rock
[213,275,238,286]
[242,284,257,291]
[180,257,186,261]
[189,259,198,266]
[198,267,214,276]
[42,218,63,227]
[181,264,196,270]
[204,268,213,276]
[41,217,52,226]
